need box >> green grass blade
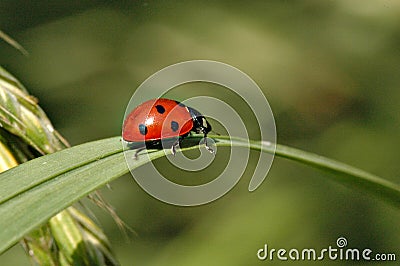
[0,137,122,204]
[0,137,126,253]
[1,135,399,254]
[214,136,400,206]
[0,65,119,264]
[0,30,29,56]
[274,143,400,206]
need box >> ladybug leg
[134,147,146,160]
[171,145,176,156]
[204,135,214,154]
[170,139,181,156]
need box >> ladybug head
[187,107,212,136]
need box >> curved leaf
[1,135,399,253]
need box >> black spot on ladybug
[175,100,186,107]
[171,121,179,132]
[138,124,148,135]
[155,105,165,114]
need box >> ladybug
[122,98,213,156]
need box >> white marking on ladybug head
[202,118,208,128]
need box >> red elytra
[122,98,213,155]
[123,98,193,142]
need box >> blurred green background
[1,1,399,265]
